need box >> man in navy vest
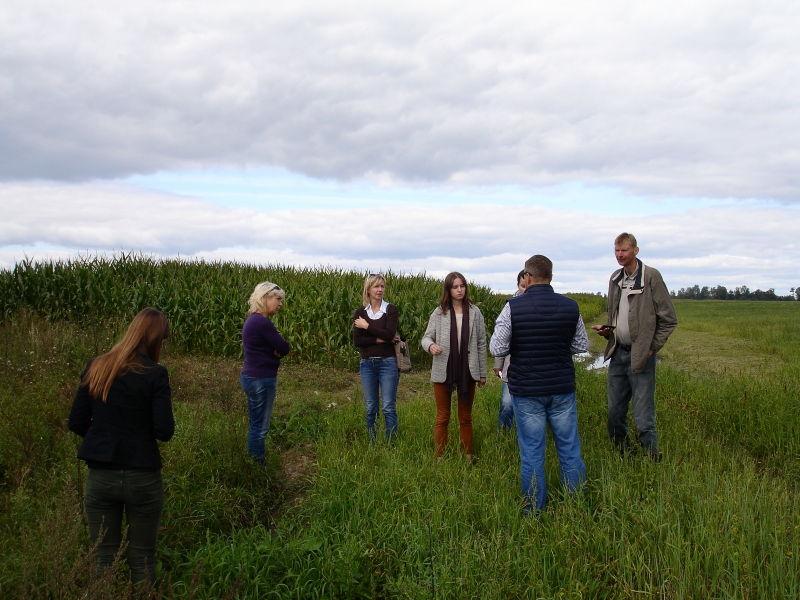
[490,255,589,512]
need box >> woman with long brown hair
[69,307,174,588]
[421,272,487,461]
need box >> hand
[429,343,443,355]
[354,317,369,330]
[591,324,612,338]
[375,337,385,344]
[493,368,501,377]
[273,350,282,358]
[647,349,654,358]
[392,334,400,344]
[477,377,486,388]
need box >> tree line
[670,285,800,301]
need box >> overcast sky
[2,1,799,293]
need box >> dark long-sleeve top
[241,312,291,378]
[68,355,175,470]
[352,304,399,359]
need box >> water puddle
[574,352,609,371]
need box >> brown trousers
[433,382,476,456]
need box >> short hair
[524,255,553,281]
[516,270,526,284]
[362,273,386,305]
[615,232,638,248]
[439,271,472,313]
[248,281,286,315]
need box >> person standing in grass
[68,307,174,588]
[422,272,487,461]
[353,273,400,440]
[241,282,290,463]
[493,270,527,431]
[490,256,588,512]
[592,232,677,461]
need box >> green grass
[1,267,799,598]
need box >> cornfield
[0,254,606,368]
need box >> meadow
[0,258,797,599]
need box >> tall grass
[0,254,605,369]
[5,261,796,598]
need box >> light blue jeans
[607,347,658,453]
[498,381,515,431]
[512,391,586,511]
[240,374,278,461]
[360,356,399,440]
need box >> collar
[612,259,645,291]
[522,284,554,294]
[366,300,389,319]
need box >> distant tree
[711,285,728,300]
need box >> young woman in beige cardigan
[421,272,487,461]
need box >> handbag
[394,336,412,373]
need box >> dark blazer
[69,355,175,470]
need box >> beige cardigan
[421,303,487,383]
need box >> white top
[455,312,463,345]
[614,268,638,345]
[366,300,389,320]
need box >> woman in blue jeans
[353,273,400,440]
[241,282,291,462]
[69,308,175,588]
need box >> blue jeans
[240,374,278,461]
[512,391,586,511]
[359,356,399,440]
[498,381,515,431]
[607,347,658,453]
[84,468,164,586]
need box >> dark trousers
[84,468,164,586]
[607,347,658,453]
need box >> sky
[1,0,799,293]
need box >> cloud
[2,181,798,293]
[1,1,799,199]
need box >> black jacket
[69,355,175,469]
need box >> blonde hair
[248,282,286,315]
[615,232,638,248]
[83,308,170,402]
[362,273,386,305]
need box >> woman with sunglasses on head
[68,307,174,588]
[422,272,487,461]
[353,273,400,440]
[241,282,290,463]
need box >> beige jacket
[604,259,677,373]
[421,304,487,383]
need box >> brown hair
[614,232,638,248]
[83,308,171,402]
[524,255,553,281]
[438,272,472,313]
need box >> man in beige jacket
[592,233,677,460]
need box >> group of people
[67,231,677,586]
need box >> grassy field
[1,262,798,598]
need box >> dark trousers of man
[607,346,658,453]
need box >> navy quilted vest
[507,284,580,397]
